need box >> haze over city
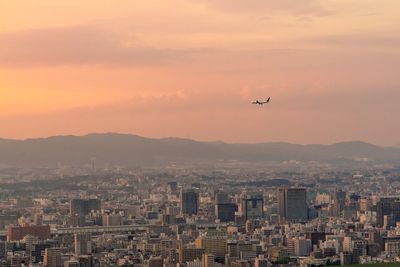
[3,2,400,267]
[1,0,400,145]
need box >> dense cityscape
[1,0,399,267]
[1,160,400,267]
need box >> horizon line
[0,132,389,147]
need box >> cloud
[309,32,400,48]
[1,84,399,145]
[197,0,331,16]
[0,24,196,68]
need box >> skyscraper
[241,193,264,220]
[215,203,237,222]
[180,189,199,216]
[333,190,346,217]
[202,254,215,267]
[278,188,308,222]
[376,197,400,227]
[70,199,101,216]
[44,248,61,267]
[74,233,92,256]
[215,192,229,205]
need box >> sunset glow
[1,0,399,144]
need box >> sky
[0,0,399,145]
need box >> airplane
[252,97,270,105]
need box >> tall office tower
[352,240,367,264]
[44,248,61,267]
[74,233,92,256]
[0,241,6,260]
[333,190,346,217]
[277,188,286,221]
[180,189,199,216]
[23,235,39,253]
[376,197,400,227]
[227,241,238,258]
[70,199,101,216]
[241,193,264,220]
[278,188,308,222]
[294,238,312,256]
[215,203,237,222]
[215,192,229,204]
[31,243,51,264]
[202,254,215,267]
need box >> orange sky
[0,0,399,145]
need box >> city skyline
[0,1,400,145]
[2,2,400,266]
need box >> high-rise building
[74,233,92,256]
[269,246,288,263]
[376,197,400,227]
[241,193,263,220]
[343,237,352,252]
[352,240,367,264]
[278,188,308,222]
[70,199,101,216]
[31,243,51,264]
[44,248,61,267]
[385,241,400,258]
[195,235,227,259]
[215,203,236,222]
[202,254,215,267]
[179,248,204,263]
[227,241,238,258]
[0,241,6,260]
[333,190,346,217]
[215,192,229,204]
[305,232,326,247]
[294,238,312,256]
[180,189,199,216]
[340,252,352,266]
[77,255,93,267]
[102,214,123,226]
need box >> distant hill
[0,133,399,167]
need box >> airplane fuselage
[252,98,270,105]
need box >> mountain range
[0,133,399,167]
